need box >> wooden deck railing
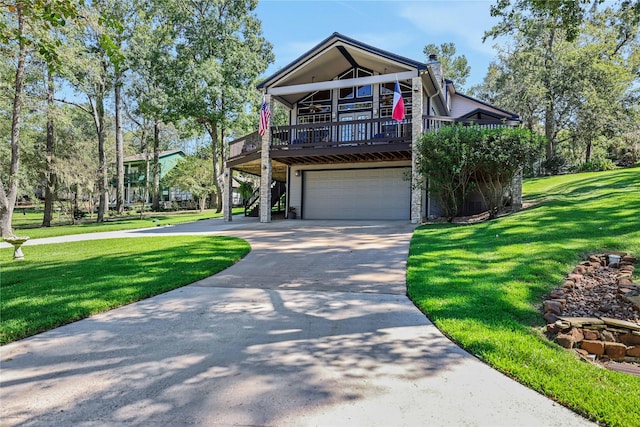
[423,115,519,131]
[228,131,262,159]
[270,117,412,150]
[227,116,518,161]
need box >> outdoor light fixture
[295,170,300,177]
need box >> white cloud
[397,0,502,56]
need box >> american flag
[259,97,270,136]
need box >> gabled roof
[455,93,519,120]
[461,108,511,121]
[123,149,185,163]
[257,32,426,97]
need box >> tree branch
[53,97,92,115]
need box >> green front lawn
[407,167,640,427]
[0,236,250,345]
[10,207,245,239]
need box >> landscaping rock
[604,342,627,359]
[567,273,584,282]
[583,329,600,340]
[544,300,563,315]
[544,312,559,324]
[543,253,640,372]
[601,317,640,332]
[619,333,640,346]
[619,278,634,287]
[581,340,605,355]
[556,328,584,349]
[600,330,617,342]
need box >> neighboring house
[121,150,190,207]
[224,33,520,223]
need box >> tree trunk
[91,88,107,222]
[543,26,557,162]
[585,140,592,163]
[206,121,223,213]
[72,189,78,225]
[544,103,555,160]
[152,120,161,211]
[0,6,26,238]
[115,74,125,214]
[43,68,56,227]
[141,128,149,204]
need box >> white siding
[450,93,511,118]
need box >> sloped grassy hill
[408,167,640,427]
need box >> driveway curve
[1,218,593,426]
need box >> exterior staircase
[245,181,286,217]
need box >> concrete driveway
[0,219,593,426]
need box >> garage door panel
[303,168,410,220]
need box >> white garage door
[303,168,411,220]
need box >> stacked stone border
[543,253,640,362]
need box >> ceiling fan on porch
[308,103,327,112]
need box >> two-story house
[223,33,519,223]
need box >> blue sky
[254,0,505,90]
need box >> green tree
[489,0,640,43]
[0,0,83,237]
[126,0,177,211]
[49,106,100,223]
[61,2,125,222]
[155,0,273,212]
[423,42,470,88]
[485,8,569,162]
[481,4,639,170]
[163,154,215,212]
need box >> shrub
[416,125,482,220]
[541,154,567,175]
[417,125,544,220]
[473,127,544,217]
[577,158,616,172]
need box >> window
[298,90,332,122]
[298,113,331,124]
[379,81,412,118]
[338,102,373,112]
[338,68,372,100]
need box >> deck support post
[259,94,272,223]
[223,167,233,222]
[410,76,424,224]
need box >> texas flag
[392,80,405,122]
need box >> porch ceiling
[231,159,288,182]
[228,145,412,179]
[262,33,424,105]
[271,144,412,166]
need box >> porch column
[259,94,272,223]
[223,167,233,222]
[410,76,424,224]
